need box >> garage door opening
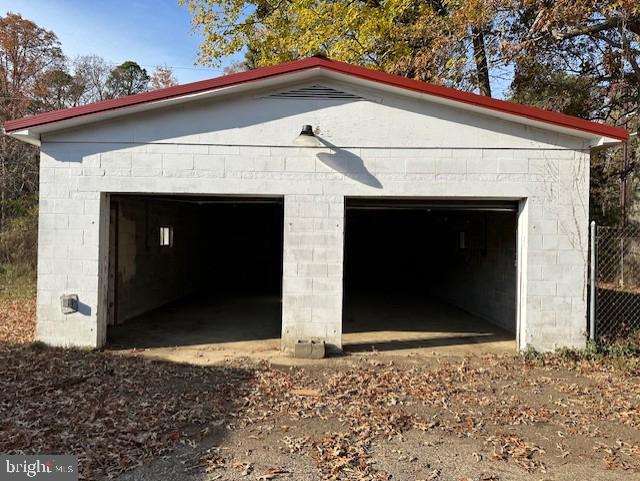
[106,195,284,351]
[343,198,518,353]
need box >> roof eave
[3,57,629,143]
[4,128,40,146]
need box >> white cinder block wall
[113,197,201,323]
[282,194,344,350]
[431,211,518,332]
[35,77,592,352]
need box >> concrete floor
[108,293,282,347]
[107,293,515,364]
[343,293,515,354]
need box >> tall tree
[0,12,64,117]
[471,27,492,96]
[32,68,85,110]
[501,0,640,124]
[0,13,63,229]
[149,65,178,89]
[179,0,501,94]
[499,1,640,225]
[223,61,249,75]
[106,61,149,98]
[507,67,594,118]
[73,55,111,103]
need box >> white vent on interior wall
[264,85,365,101]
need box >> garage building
[4,57,628,353]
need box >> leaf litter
[1,303,639,479]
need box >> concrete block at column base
[293,339,326,359]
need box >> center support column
[281,194,345,353]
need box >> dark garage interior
[342,198,518,352]
[106,194,284,349]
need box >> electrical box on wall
[60,294,79,314]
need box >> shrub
[0,200,38,297]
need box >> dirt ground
[1,300,639,481]
[108,354,640,481]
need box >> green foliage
[521,346,544,362]
[590,146,625,226]
[0,197,38,267]
[507,67,594,119]
[0,198,38,298]
[506,58,640,229]
[179,0,494,88]
[32,68,86,110]
[0,264,36,299]
[522,334,640,367]
[106,61,150,98]
[0,193,37,220]
[29,341,47,351]
[0,15,170,299]
[0,14,170,299]
[593,332,640,357]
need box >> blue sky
[3,1,511,96]
[2,0,239,84]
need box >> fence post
[589,221,596,341]
[620,237,625,287]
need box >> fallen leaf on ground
[290,388,321,397]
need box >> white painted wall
[111,197,201,323]
[36,76,591,351]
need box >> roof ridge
[4,56,628,141]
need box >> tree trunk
[472,27,492,97]
[0,153,5,231]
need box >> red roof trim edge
[4,57,628,141]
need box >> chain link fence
[592,225,640,341]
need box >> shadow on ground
[343,333,514,353]
[0,342,255,480]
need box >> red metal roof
[3,56,629,141]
